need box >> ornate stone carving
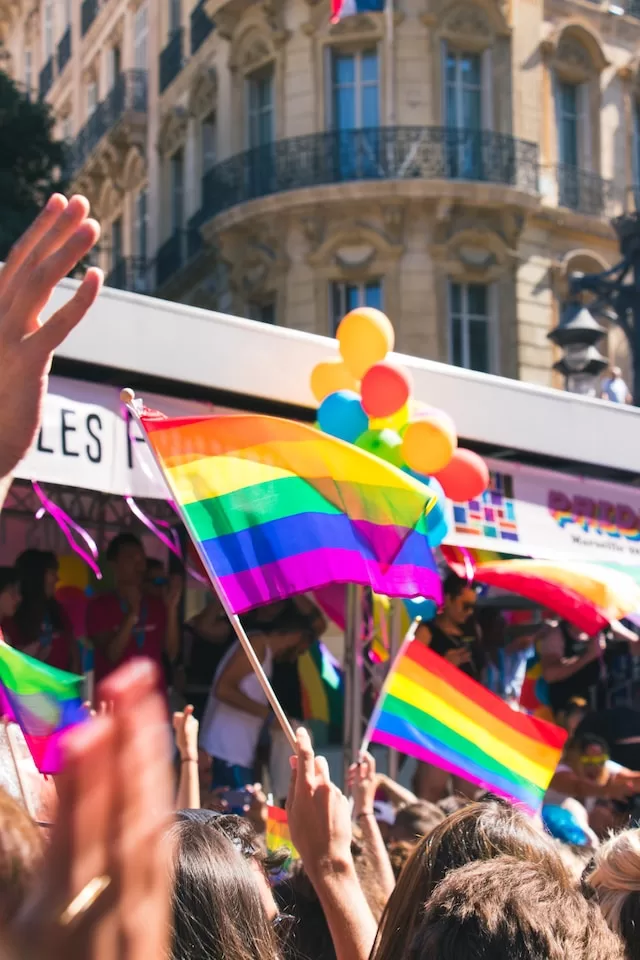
[300,214,326,251]
[556,34,591,74]
[329,13,379,35]
[442,3,493,46]
[189,65,218,117]
[230,27,274,71]
[122,146,147,191]
[157,107,188,155]
[382,204,405,245]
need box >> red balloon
[360,362,412,418]
[434,449,489,502]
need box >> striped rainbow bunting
[366,638,567,813]
[137,409,443,614]
[0,641,87,774]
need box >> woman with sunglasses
[546,732,640,816]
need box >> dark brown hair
[371,800,568,960]
[0,787,44,924]
[391,802,445,843]
[409,856,625,960]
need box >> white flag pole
[121,389,297,752]
[360,617,420,756]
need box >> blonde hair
[587,830,640,937]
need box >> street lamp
[548,302,608,396]
[555,209,640,404]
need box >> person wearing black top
[538,620,604,715]
[413,573,483,802]
[179,595,234,721]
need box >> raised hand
[347,751,378,817]
[173,705,198,763]
[0,194,102,479]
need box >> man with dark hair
[389,801,445,844]
[408,855,625,960]
[87,532,181,685]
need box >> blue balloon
[317,390,368,444]
[541,805,589,846]
[404,596,438,622]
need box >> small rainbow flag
[0,642,87,774]
[266,805,298,861]
[137,409,443,614]
[366,639,566,813]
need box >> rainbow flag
[0,642,87,774]
[366,639,566,813]
[138,410,443,614]
[266,805,298,861]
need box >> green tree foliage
[0,70,66,260]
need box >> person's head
[555,697,588,736]
[14,550,61,640]
[611,366,623,380]
[407,855,624,960]
[167,816,280,960]
[0,567,20,620]
[388,840,415,880]
[371,799,566,960]
[390,801,445,844]
[586,829,640,959]
[0,787,45,924]
[106,533,146,587]
[441,573,477,628]
[566,733,611,784]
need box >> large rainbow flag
[0,642,87,774]
[138,409,443,614]
[366,639,566,812]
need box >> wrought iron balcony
[70,70,147,175]
[57,27,71,74]
[191,0,215,54]
[155,226,204,288]
[81,0,99,36]
[38,57,54,99]
[201,126,539,220]
[557,164,613,218]
[106,257,153,294]
[159,28,184,94]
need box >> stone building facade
[2,0,639,387]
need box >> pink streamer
[125,497,208,585]
[31,482,102,581]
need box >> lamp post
[548,302,608,396]
[551,210,640,404]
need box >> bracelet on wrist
[356,811,375,819]
[180,756,198,764]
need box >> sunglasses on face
[580,753,609,766]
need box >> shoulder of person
[538,627,563,658]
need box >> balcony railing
[57,27,71,74]
[81,0,99,36]
[70,70,148,175]
[159,28,184,94]
[201,127,539,220]
[106,257,153,294]
[38,57,54,99]
[557,164,613,218]
[191,1,215,54]
[155,226,204,287]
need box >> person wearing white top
[200,625,301,789]
[545,732,640,815]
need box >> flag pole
[360,618,419,756]
[121,389,297,753]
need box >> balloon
[370,401,410,433]
[57,553,90,591]
[336,307,395,379]
[361,362,412,418]
[310,359,357,402]
[404,596,438,622]
[355,428,404,468]
[434,448,489,502]
[402,414,457,475]
[317,390,368,443]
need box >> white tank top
[200,640,273,768]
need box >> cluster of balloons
[309,307,490,508]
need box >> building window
[24,49,33,96]
[634,102,640,192]
[110,217,123,270]
[330,279,382,334]
[249,300,276,324]
[247,66,274,148]
[444,48,484,178]
[557,81,579,168]
[132,188,148,290]
[170,148,185,232]
[43,0,54,59]
[448,281,495,373]
[201,112,216,174]
[107,46,121,90]
[134,3,148,70]
[330,49,379,130]
[86,79,98,118]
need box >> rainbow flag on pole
[365,639,566,813]
[0,642,87,774]
[137,410,443,614]
[266,805,299,861]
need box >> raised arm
[214,635,270,720]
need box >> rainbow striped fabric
[366,639,566,813]
[139,410,443,614]
[0,642,87,774]
[266,805,298,861]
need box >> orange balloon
[361,362,412,418]
[402,415,457,475]
[337,307,395,379]
[310,359,358,402]
[434,449,489,502]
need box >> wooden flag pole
[121,389,297,752]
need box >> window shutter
[578,81,592,172]
[481,48,493,131]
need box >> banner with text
[446,457,640,568]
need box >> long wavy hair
[13,549,64,644]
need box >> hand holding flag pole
[121,389,297,752]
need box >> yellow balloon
[310,359,358,402]
[336,307,395,380]
[57,553,89,591]
[370,401,411,433]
